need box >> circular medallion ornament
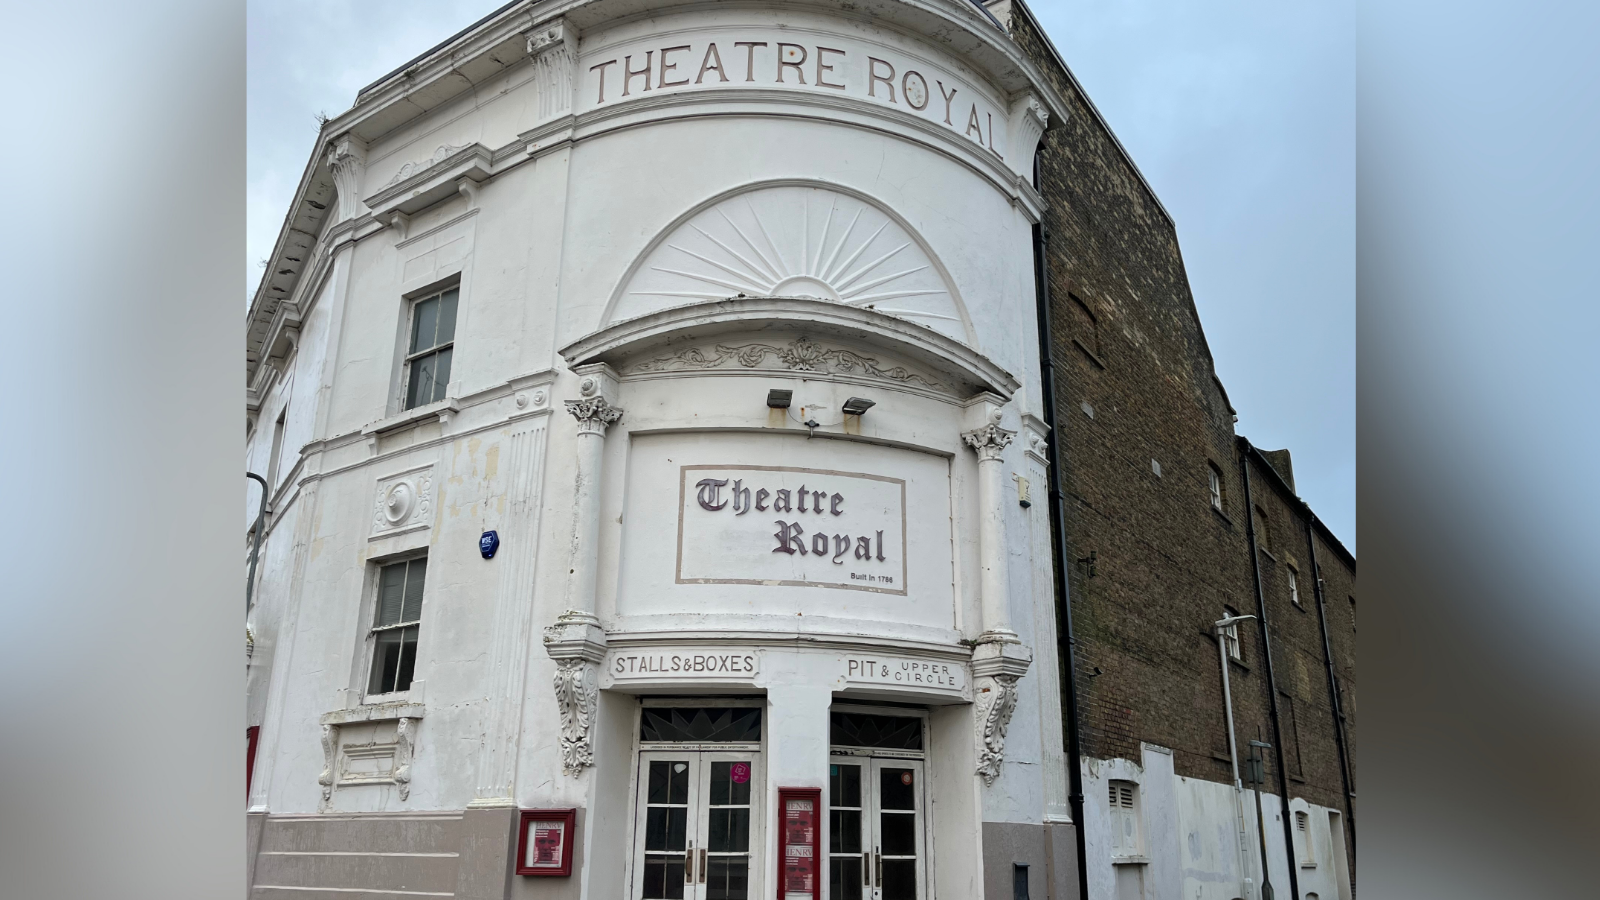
[384,481,414,525]
[900,772,913,786]
[731,762,751,784]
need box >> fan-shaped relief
[625,333,945,392]
[610,184,972,343]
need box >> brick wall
[1004,0,1356,880]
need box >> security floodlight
[766,389,793,409]
[842,397,876,415]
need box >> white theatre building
[245,1,1080,897]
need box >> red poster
[530,822,564,866]
[516,809,575,877]
[778,790,820,899]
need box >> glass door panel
[828,758,925,900]
[874,762,921,900]
[702,755,754,900]
[829,762,865,900]
[635,750,762,900]
[639,756,696,900]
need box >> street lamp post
[1247,739,1275,900]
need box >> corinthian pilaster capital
[962,421,1016,462]
[564,397,623,435]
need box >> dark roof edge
[1007,0,1173,226]
[358,0,528,99]
[1239,436,1356,570]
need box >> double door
[634,750,762,900]
[828,758,926,900]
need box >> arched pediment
[604,182,975,344]
[563,296,1017,402]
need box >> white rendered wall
[246,3,1066,897]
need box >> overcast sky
[248,0,1354,547]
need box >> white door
[634,750,762,900]
[827,758,926,900]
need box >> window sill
[1258,547,1277,564]
[321,699,426,727]
[1228,656,1251,674]
[362,398,460,438]
[1072,338,1107,370]
[1211,505,1233,527]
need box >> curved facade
[247,2,1075,897]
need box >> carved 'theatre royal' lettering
[584,35,1006,156]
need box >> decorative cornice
[563,296,1018,401]
[364,144,493,219]
[564,397,623,435]
[630,337,943,389]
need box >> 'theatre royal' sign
[675,465,907,595]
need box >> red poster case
[777,787,822,900]
[516,808,576,877]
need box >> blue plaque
[479,530,500,559]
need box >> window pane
[880,767,915,810]
[830,763,861,808]
[401,558,426,622]
[705,856,748,900]
[719,760,750,805]
[881,859,917,900]
[430,347,452,404]
[376,563,406,626]
[639,707,762,742]
[405,354,434,410]
[437,289,459,343]
[644,806,687,852]
[708,808,749,852]
[394,626,418,692]
[880,811,915,855]
[709,761,730,805]
[669,761,689,804]
[831,712,922,750]
[370,629,402,694]
[830,858,863,900]
[410,297,439,354]
[647,761,673,804]
[641,857,685,900]
[830,809,861,854]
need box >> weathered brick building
[997,1,1357,897]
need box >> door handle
[685,840,695,883]
[699,848,708,883]
[863,852,871,887]
[875,849,883,889]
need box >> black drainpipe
[246,472,270,615]
[1305,513,1356,880]
[1032,152,1090,900]
[1239,436,1301,900]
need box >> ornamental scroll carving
[383,144,470,188]
[628,337,942,389]
[392,717,416,800]
[372,466,433,536]
[318,724,338,804]
[551,658,600,775]
[974,672,1021,785]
